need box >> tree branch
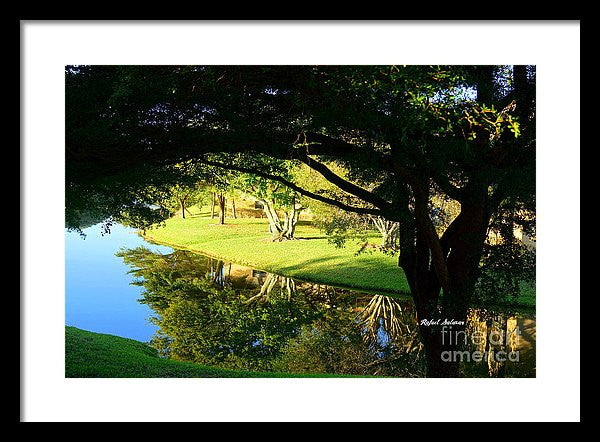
[413,182,452,293]
[198,159,385,217]
[293,145,394,212]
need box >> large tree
[66,65,535,376]
[231,167,306,240]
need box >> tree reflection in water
[117,247,535,377]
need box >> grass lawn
[143,205,535,309]
[65,326,364,378]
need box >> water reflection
[464,309,536,377]
[118,247,535,377]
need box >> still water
[66,222,536,377]
[65,223,173,341]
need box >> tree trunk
[419,320,464,377]
[210,192,216,219]
[286,209,301,238]
[178,197,186,219]
[393,177,491,377]
[409,281,472,377]
[261,199,283,236]
[281,276,296,301]
[281,198,302,239]
[245,273,279,304]
[218,194,226,225]
[210,260,225,287]
[261,198,302,241]
[370,216,399,248]
[231,199,237,219]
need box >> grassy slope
[144,206,535,308]
[65,326,360,378]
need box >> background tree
[231,168,306,240]
[165,182,203,219]
[184,162,235,224]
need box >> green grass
[144,206,535,309]
[65,326,364,378]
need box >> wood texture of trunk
[231,199,237,219]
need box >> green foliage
[66,66,535,231]
[312,208,369,249]
[273,300,426,377]
[272,322,374,375]
[474,241,536,308]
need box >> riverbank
[143,207,535,309]
[65,326,363,378]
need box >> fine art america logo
[420,318,522,363]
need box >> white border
[22,21,580,422]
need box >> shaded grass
[65,326,365,378]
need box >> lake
[65,223,173,341]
